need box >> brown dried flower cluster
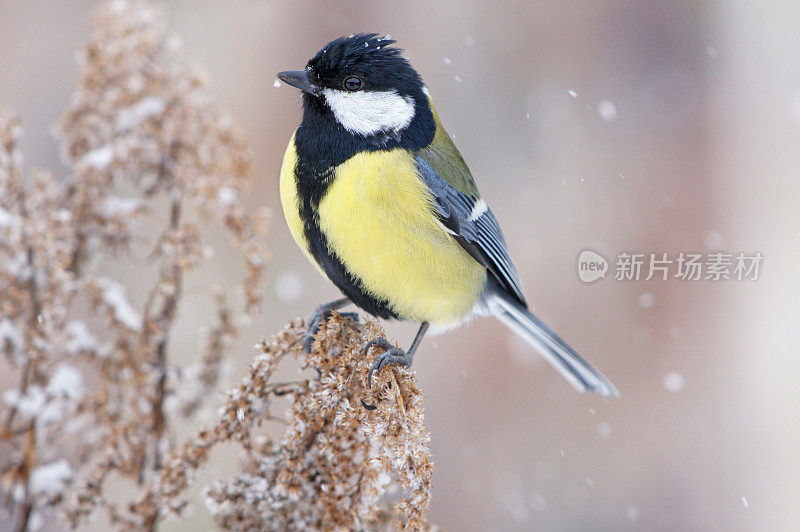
[0,1,268,530]
[56,0,269,316]
[137,314,435,531]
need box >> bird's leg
[303,297,353,353]
[364,322,430,388]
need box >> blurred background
[2,0,799,530]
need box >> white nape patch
[323,88,415,136]
[468,199,488,221]
[422,86,431,98]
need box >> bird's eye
[344,76,363,91]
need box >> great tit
[277,33,618,396]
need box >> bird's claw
[303,304,359,353]
[363,338,411,388]
[302,307,329,353]
[339,311,360,323]
[360,398,378,410]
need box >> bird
[277,33,618,397]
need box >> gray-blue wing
[415,155,527,306]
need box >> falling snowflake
[663,371,686,393]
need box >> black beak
[277,70,320,97]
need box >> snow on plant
[135,315,434,531]
[0,1,268,529]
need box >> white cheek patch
[323,88,416,136]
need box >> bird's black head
[278,34,435,151]
[306,33,422,97]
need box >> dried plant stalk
[0,110,84,532]
[0,1,268,530]
[137,315,436,531]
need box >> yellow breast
[317,148,486,326]
[279,132,323,275]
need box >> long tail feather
[489,292,619,397]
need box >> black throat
[292,92,435,319]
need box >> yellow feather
[318,149,486,326]
[279,132,324,275]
